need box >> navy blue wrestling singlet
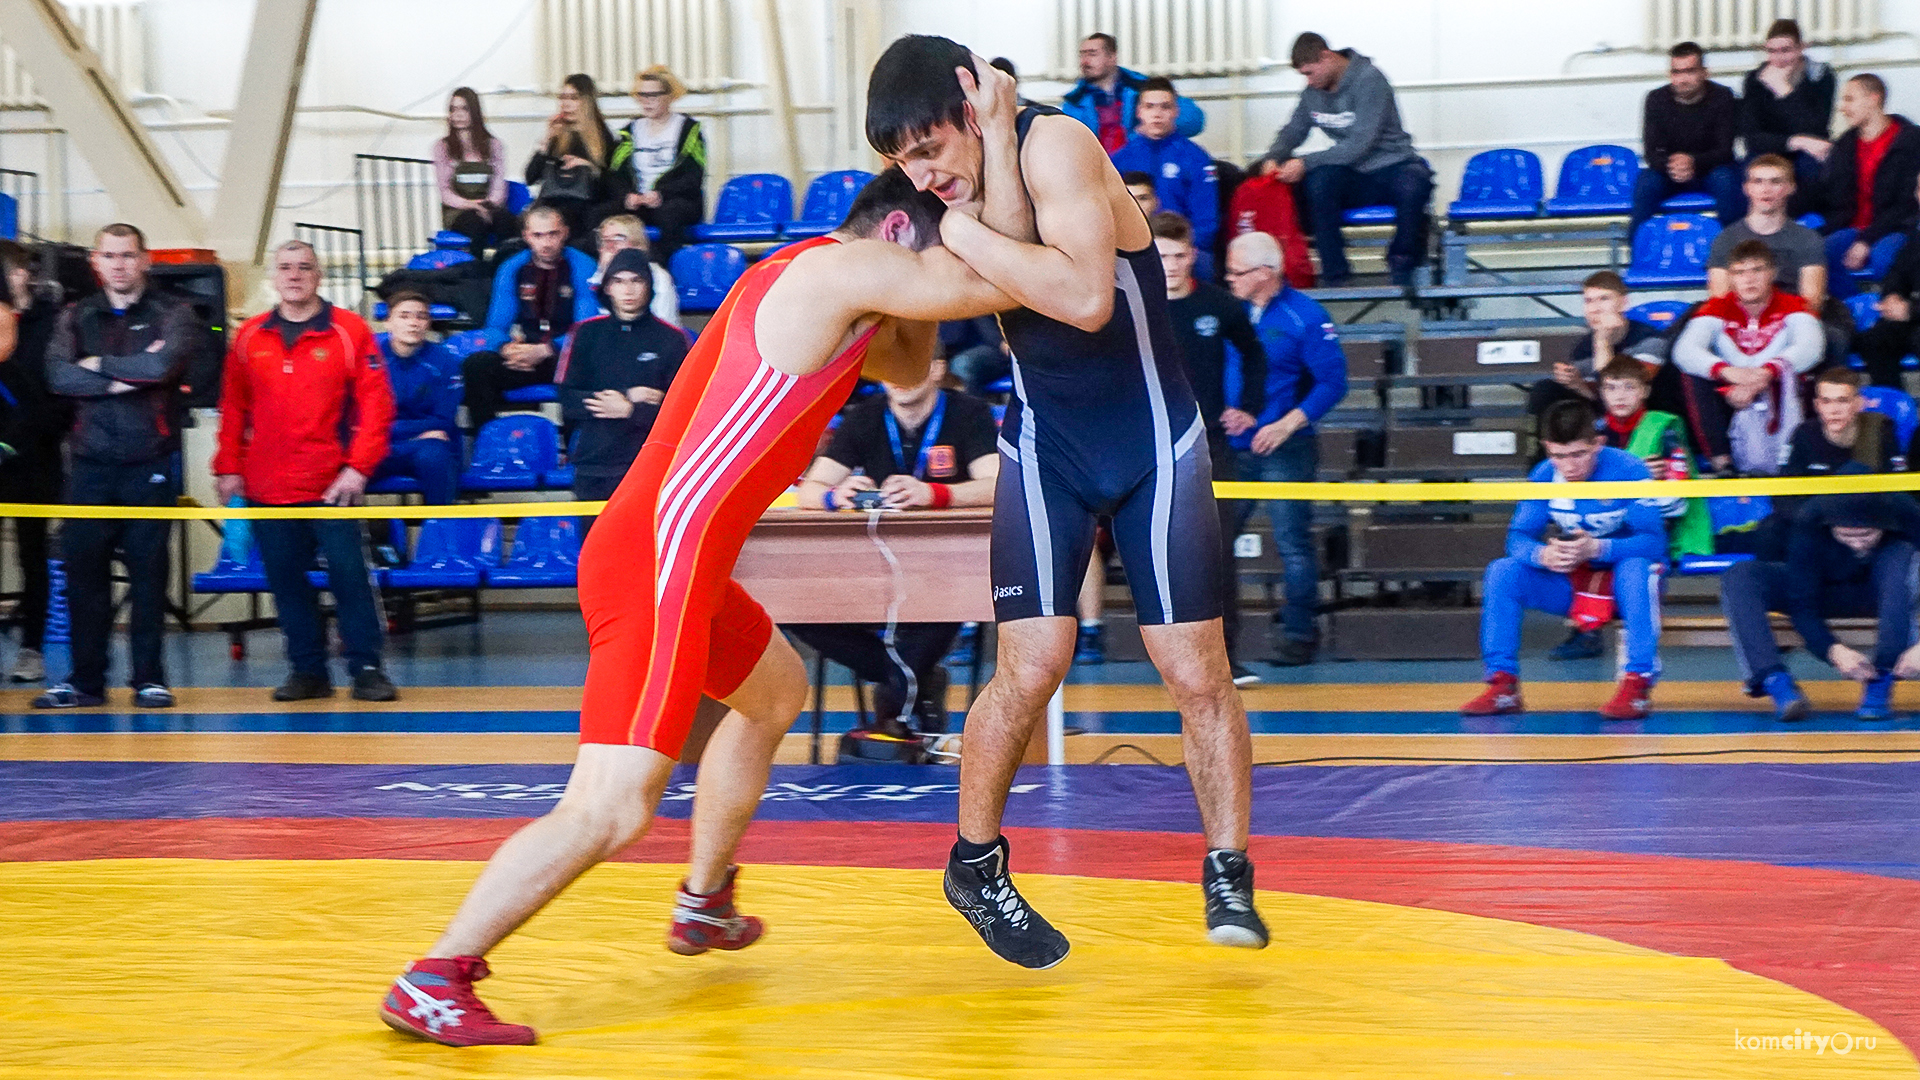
[990,104,1223,626]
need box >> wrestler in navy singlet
[991,104,1223,626]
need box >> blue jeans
[1722,548,1918,690]
[254,508,385,679]
[1628,164,1744,237]
[1480,555,1663,679]
[1301,159,1433,284]
[373,436,460,505]
[1236,435,1319,642]
[1823,228,1908,299]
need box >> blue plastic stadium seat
[1708,494,1773,536]
[1849,291,1882,333]
[1674,552,1755,576]
[1447,149,1544,221]
[1861,386,1920,450]
[432,231,473,251]
[406,248,474,272]
[985,376,1014,395]
[192,544,269,593]
[1796,212,1826,231]
[669,244,748,313]
[385,518,501,590]
[487,516,582,587]
[1660,191,1717,214]
[544,464,576,489]
[1624,299,1693,331]
[504,181,532,215]
[1342,205,1396,225]
[366,474,424,496]
[441,328,506,359]
[372,301,461,322]
[460,415,561,491]
[782,170,877,239]
[690,173,794,243]
[502,384,559,405]
[1622,214,1721,289]
[1544,145,1638,217]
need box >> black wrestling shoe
[944,837,1070,969]
[1203,849,1269,948]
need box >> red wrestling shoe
[1599,672,1654,720]
[668,865,767,955]
[1460,672,1523,716]
[379,956,537,1046]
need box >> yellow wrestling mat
[0,860,1904,1078]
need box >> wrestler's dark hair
[1540,398,1601,445]
[840,166,947,241]
[866,34,977,158]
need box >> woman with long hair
[603,65,707,259]
[435,87,514,247]
[525,73,614,237]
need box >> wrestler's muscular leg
[1140,618,1251,851]
[427,743,675,960]
[957,617,1076,843]
[685,632,809,893]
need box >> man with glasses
[1223,230,1345,667]
[1461,398,1670,721]
[1632,41,1743,237]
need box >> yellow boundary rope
[5,472,1918,519]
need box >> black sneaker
[1230,662,1262,687]
[944,837,1070,969]
[271,672,333,702]
[1203,849,1269,948]
[32,682,104,709]
[352,666,399,702]
[913,666,951,734]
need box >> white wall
[6,0,1920,248]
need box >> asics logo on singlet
[994,585,1024,600]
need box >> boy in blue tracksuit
[1223,231,1347,663]
[1463,399,1669,720]
[1110,77,1219,260]
[371,293,463,504]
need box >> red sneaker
[1600,672,1654,720]
[379,956,537,1046]
[668,865,766,956]
[1461,672,1523,716]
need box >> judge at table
[789,353,1000,738]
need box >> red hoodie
[213,303,395,505]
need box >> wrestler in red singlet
[575,235,876,755]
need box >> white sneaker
[10,648,44,683]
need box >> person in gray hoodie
[1259,33,1431,285]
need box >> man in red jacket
[214,240,399,702]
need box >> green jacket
[607,115,707,208]
[1621,409,1714,558]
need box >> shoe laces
[1205,870,1252,914]
[979,874,1033,931]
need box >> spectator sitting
[1853,174,1920,387]
[1111,78,1219,260]
[592,214,680,326]
[1740,19,1836,217]
[790,353,999,736]
[0,239,67,684]
[1461,399,1667,721]
[435,87,514,249]
[1722,490,1920,722]
[1821,73,1920,298]
[557,248,688,508]
[213,240,398,703]
[467,204,599,432]
[1789,367,1896,474]
[1155,212,1267,682]
[38,223,198,710]
[1122,170,1160,216]
[1528,270,1673,423]
[369,292,462,506]
[940,315,1006,394]
[1061,33,1203,153]
[603,65,706,260]
[1672,239,1824,475]
[1708,155,1829,306]
[1259,32,1433,286]
[1224,229,1346,665]
[1632,41,1743,238]
[525,73,614,238]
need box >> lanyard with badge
[884,392,947,480]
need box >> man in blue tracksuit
[466,203,598,431]
[371,292,463,505]
[1060,33,1204,152]
[1111,77,1219,267]
[1224,231,1347,664]
[1723,487,1920,722]
[1464,399,1669,720]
